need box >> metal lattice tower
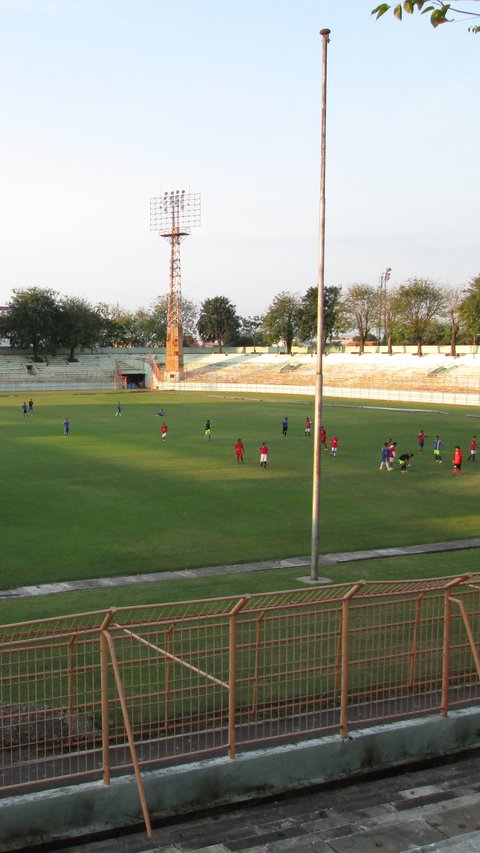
[150,191,201,378]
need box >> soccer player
[399,452,414,473]
[388,441,397,467]
[305,417,312,438]
[330,435,339,456]
[28,399,34,415]
[235,439,245,464]
[115,402,122,416]
[22,402,28,417]
[379,442,391,471]
[161,422,168,441]
[433,436,443,463]
[417,430,427,453]
[63,417,70,436]
[467,436,477,462]
[204,419,212,440]
[259,442,269,468]
[282,417,288,437]
[452,446,463,476]
[320,426,327,449]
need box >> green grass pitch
[1,389,478,592]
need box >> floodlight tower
[150,190,201,379]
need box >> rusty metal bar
[251,611,266,715]
[450,596,480,679]
[228,596,250,759]
[118,624,229,689]
[103,629,152,839]
[100,609,116,786]
[340,583,365,739]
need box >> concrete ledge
[1,707,480,851]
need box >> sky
[0,0,478,317]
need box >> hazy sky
[0,0,478,317]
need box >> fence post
[340,583,364,739]
[100,609,116,785]
[441,576,468,718]
[228,596,250,759]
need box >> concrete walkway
[2,538,480,601]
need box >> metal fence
[1,575,480,828]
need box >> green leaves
[371,1,478,30]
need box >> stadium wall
[157,380,480,407]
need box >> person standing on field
[234,439,245,464]
[259,442,269,468]
[115,401,122,416]
[452,446,463,476]
[161,422,168,441]
[305,417,312,437]
[467,436,477,462]
[64,417,70,436]
[204,419,212,440]
[282,417,288,437]
[379,442,391,471]
[22,402,28,417]
[28,399,34,415]
[320,425,327,449]
[433,436,443,463]
[417,430,427,453]
[330,435,339,456]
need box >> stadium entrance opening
[121,372,145,389]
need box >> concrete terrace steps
[47,750,480,853]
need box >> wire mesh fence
[1,576,480,799]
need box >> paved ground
[1,538,480,601]
[32,749,480,853]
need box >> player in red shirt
[305,417,312,438]
[235,439,245,464]
[320,426,327,449]
[467,435,477,462]
[417,430,427,453]
[452,446,463,476]
[161,422,169,441]
[258,442,269,468]
[330,435,339,456]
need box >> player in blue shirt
[379,442,391,471]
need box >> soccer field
[1,389,478,590]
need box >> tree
[239,315,264,350]
[59,296,103,361]
[383,288,402,354]
[372,1,480,32]
[460,273,480,346]
[299,285,343,351]
[442,287,463,357]
[197,296,240,352]
[262,292,302,355]
[122,296,198,348]
[95,303,131,347]
[340,285,379,354]
[0,287,63,359]
[392,278,445,355]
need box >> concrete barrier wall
[1,707,480,851]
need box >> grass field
[1,389,478,596]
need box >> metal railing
[1,575,479,829]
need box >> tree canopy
[392,278,445,355]
[197,296,240,352]
[340,284,379,354]
[0,287,63,359]
[372,1,480,32]
[262,292,302,355]
[299,285,344,351]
